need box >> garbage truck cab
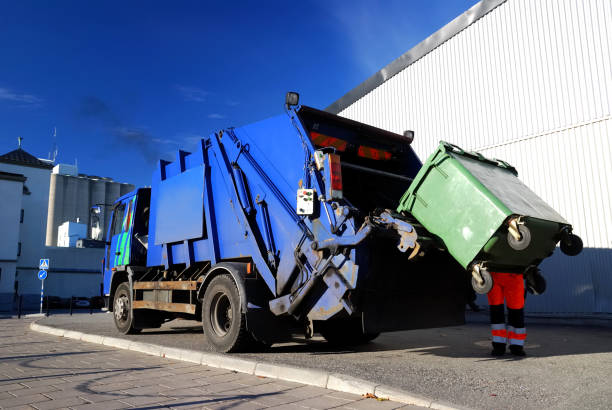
[102,94,467,352]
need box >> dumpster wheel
[560,233,583,256]
[471,266,493,294]
[507,224,531,251]
[525,268,547,295]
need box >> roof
[0,148,54,169]
[0,171,27,182]
[326,0,507,114]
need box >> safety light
[285,92,300,108]
[310,131,348,152]
[403,130,415,145]
[357,145,392,161]
[326,153,343,199]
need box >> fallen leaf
[362,393,389,401]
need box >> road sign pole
[40,278,44,314]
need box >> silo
[46,173,64,246]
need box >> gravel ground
[39,312,612,409]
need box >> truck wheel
[560,233,583,256]
[113,282,141,334]
[471,268,493,294]
[201,274,252,353]
[507,225,531,250]
[319,319,380,346]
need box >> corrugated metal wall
[337,0,612,313]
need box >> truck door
[103,196,136,293]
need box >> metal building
[327,0,611,314]
[46,164,135,246]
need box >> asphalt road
[38,312,612,410]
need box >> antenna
[51,127,58,164]
[18,136,23,148]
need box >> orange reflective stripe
[508,332,527,340]
[357,145,392,160]
[491,329,507,337]
[310,132,347,151]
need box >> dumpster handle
[442,141,465,155]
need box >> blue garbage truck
[102,93,466,352]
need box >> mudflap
[245,309,296,344]
[358,238,467,334]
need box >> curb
[29,322,467,409]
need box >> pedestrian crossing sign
[39,259,49,270]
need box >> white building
[327,0,611,314]
[57,221,88,247]
[0,171,26,311]
[0,146,53,306]
[0,145,135,309]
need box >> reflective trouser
[487,272,527,346]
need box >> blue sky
[0,0,477,186]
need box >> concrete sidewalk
[0,318,421,410]
[33,312,612,409]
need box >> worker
[488,272,526,356]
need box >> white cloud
[208,113,225,119]
[176,85,209,102]
[0,87,43,105]
[318,0,437,75]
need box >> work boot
[509,345,526,356]
[491,342,506,357]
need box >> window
[111,204,126,236]
[20,209,24,223]
[17,242,21,257]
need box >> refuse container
[397,141,582,292]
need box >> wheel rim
[210,291,233,337]
[114,294,129,323]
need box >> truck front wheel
[113,282,141,334]
[201,274,253,353]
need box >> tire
[560,233,583,256]
[112,282,141,334]
[471,268,493,294]
[201,274,253,353]
[319,319,380,346]
[507,224,531,251]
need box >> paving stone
[0,383,29,392]
[5,385,59,397]
[282,385,332,399]
[338,397,409,410]
[118,395,177,406]
[0,393,52,407]
[290,394,355,409]
[31,396,88,409]
[70,399,133,409]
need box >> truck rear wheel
[113,282,141,334]
[319,319,380,346]
[201,274,253,353]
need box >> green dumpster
[397,141,582,293]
